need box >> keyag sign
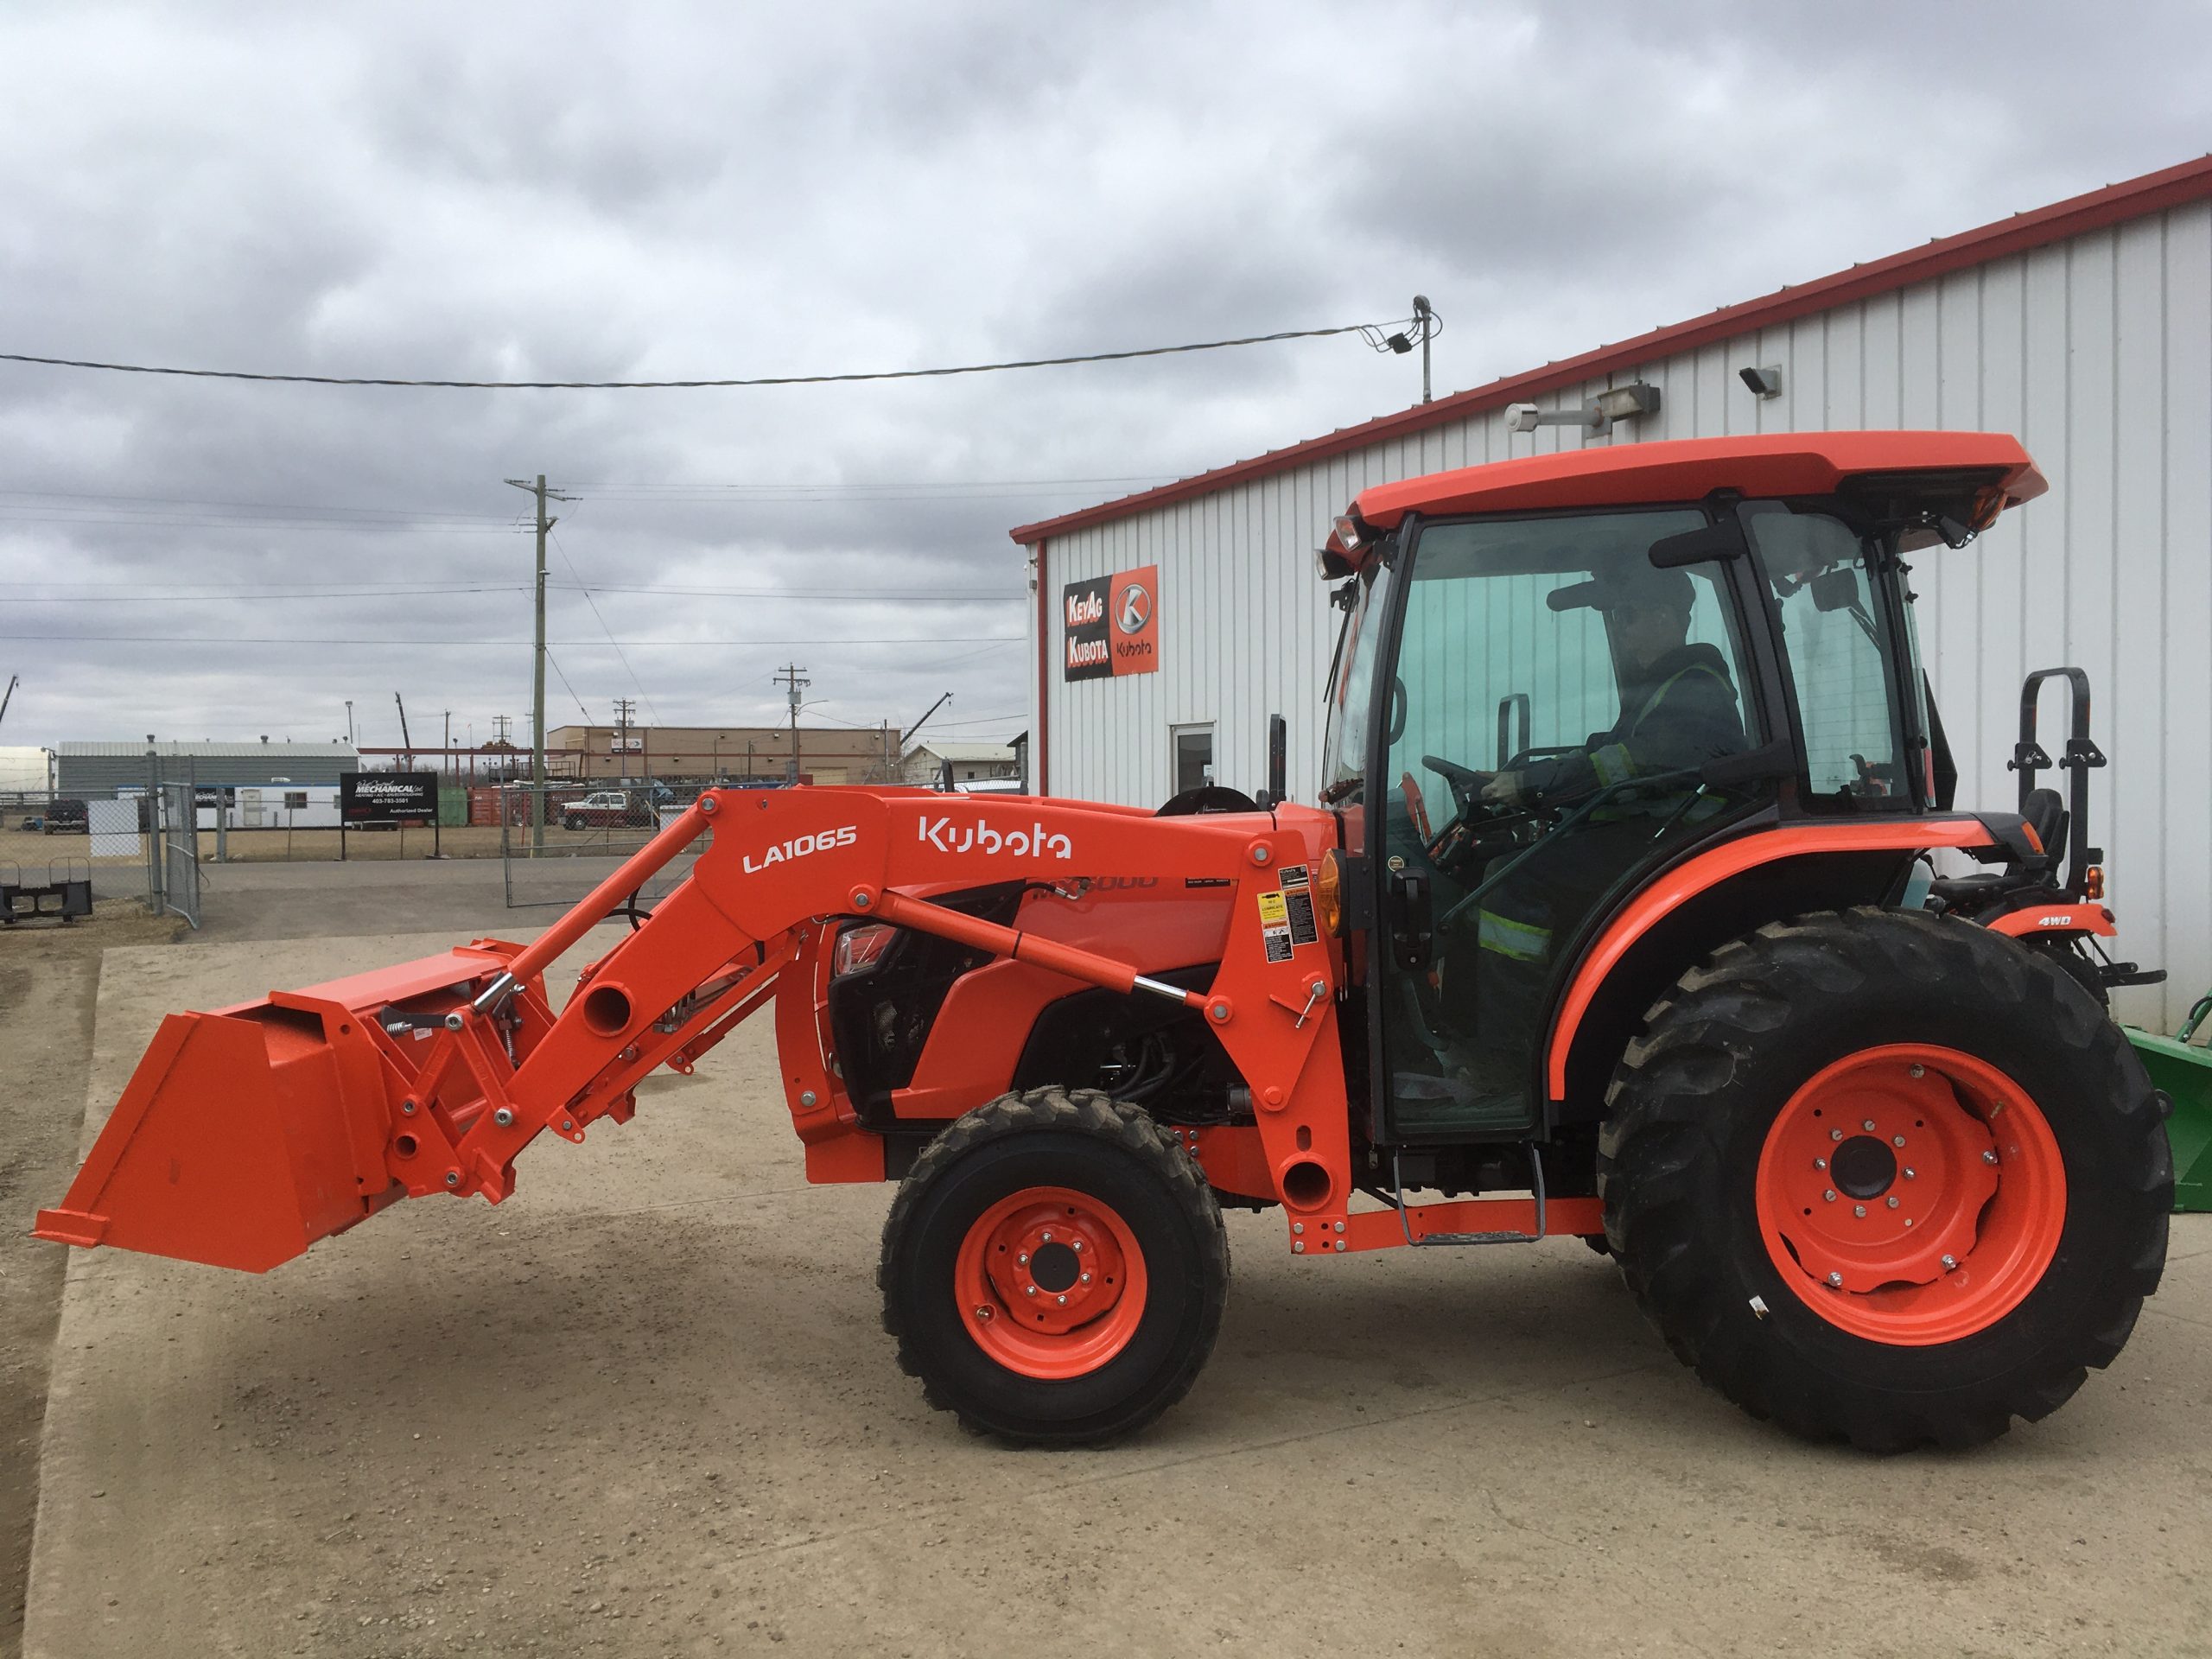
[1062,563,1160,681]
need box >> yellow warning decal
[1256,890,1289,926]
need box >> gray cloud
[2,0,2207,754]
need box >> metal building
[54,740,361,797]
[1014,156,2212,1029]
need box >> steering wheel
[1417,753,1548,873]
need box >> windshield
[1321,559,1393,801]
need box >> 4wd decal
[741,823,859,874]
[918,815,1075,861]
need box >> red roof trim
[1008,154,2212,545]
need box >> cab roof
[1348,431,2046,532]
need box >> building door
[1171,724,1214,796]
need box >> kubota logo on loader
[918,816,1075,860]
[741,823,859,874]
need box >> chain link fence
[2,786,150,905]
[1,758,201,924]
[497,781,703,910]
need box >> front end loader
[38,431,2171,1450]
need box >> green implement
[2128,991,2212,1211]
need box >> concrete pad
[26,932,2212,1657]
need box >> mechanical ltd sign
[1062,563,1160,681]
[339,772,440,823]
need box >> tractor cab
[1317,435,2046,1146]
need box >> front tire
[1599,908,2169,1451]
[879,1088,1228,1446]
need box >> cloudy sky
[2,1,2206,759]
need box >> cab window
[1743,507,1911,808]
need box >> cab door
[1369,508,1767,1141]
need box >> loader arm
[38,787,1358,1272]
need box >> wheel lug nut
[1827,1271,1844,1287]
[1909,1064,1924,1078]
[1830,1128,1844,1142]
[1056,1294,1067,1305]
[1903,1167,1916,1180]
[1886,1197,1899,1209]
[1853,1205,1866,1217]
[1071,1240,1084,1252]
[1982,1150,1999,1166]
[1024,1285,1036,1296]
[1942,1254,1959,1270]
[974,1306,993,1322]
[1815,1157,1827,1170]
[1041,1231,1054,1243]
[1016,1252,1027,1264]
[1892,1135,1906,1147]
[1862,1119,1876,1132]
[1080,1273,1091,1284]
[1824,1189,1837,1202]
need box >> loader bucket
[2127,993,2212,1212]
[32,949,506,1270]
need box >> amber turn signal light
[1317,849,1347,935]
[2084,865,2104,900]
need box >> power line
[0,632,1024,646]
[542,646,594,723]
[0,486,512,520]
[8,586,531,603]
[569,474,1167,492]
[0,316,1421,391]
[550,527,661,724]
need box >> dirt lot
[7,871,2212,1657]
[0,906,182,1655]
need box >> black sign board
[340,771,439,823]
[193,785,238,809]
[1062,576,1111,681]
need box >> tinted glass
[1744,507,1909,807]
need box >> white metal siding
[1031,199,2212,1028]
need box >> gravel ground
[0,905,182,1656]
[10,882,2212,1657]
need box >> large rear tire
[880,1088,1228,1446]
[1599,907,2169,1451]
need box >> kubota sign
[1062,563,1160,681]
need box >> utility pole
[505,474,575,853]
[1413,295,1435,404]
[345,699,354,747]
[0,674,16,730]
[613,697,635,784]
[773,664,809,785]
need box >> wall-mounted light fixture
[1739,365,1783,398]
[1503,381,1661,436]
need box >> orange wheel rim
[953,1185,1148,1380]
[1754,1044,2066,1345]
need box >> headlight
[833,923,896,976]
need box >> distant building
[545,724,895,785]
[55,740,360,798]
[900,740,1019,788]
[0,746,54,794]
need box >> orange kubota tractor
[38,433,2172,1451]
